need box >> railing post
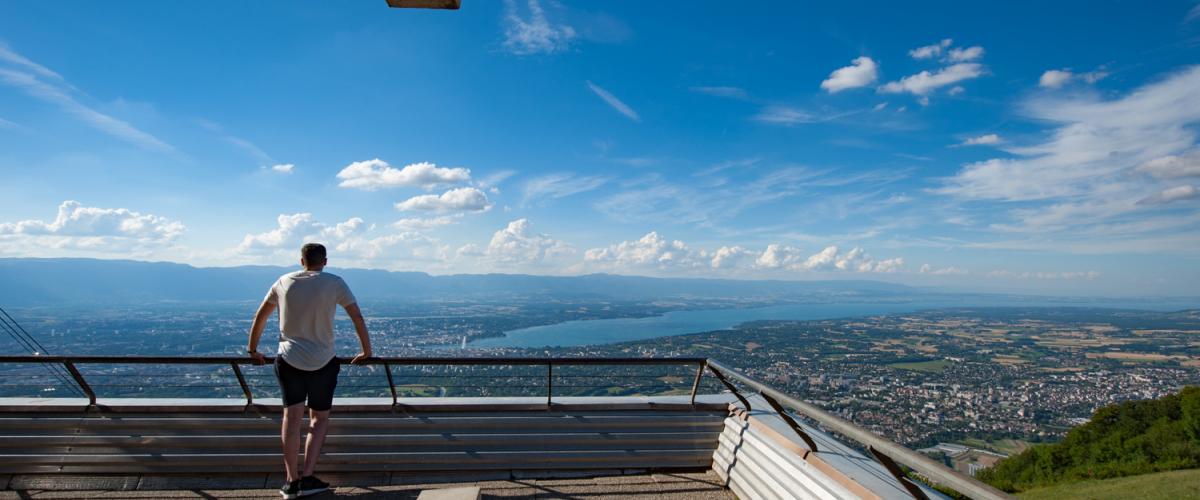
[869,446,931,500]
[545,362,553,408]
[760,391,819,453]
[689,360,706,406]
[706,364,751,414]
[62,361,96,406]
[230,362,253,405]
[384,361,398,407]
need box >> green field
[888,359,951,373]
[957,438,1033,456]
[1017,468,1200,499]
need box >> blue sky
[1,1,1199,296]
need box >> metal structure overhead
[385,0,461,9]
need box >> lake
[468,297,1198,348]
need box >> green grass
[958,438,1033,456]
[888,359,951,373]
[1017,468,1200,500]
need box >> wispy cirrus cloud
[586,81,640,122]
[690,86,749,99]
[0,43,173,153]
[501,0,575,55]
[522,173,610,206]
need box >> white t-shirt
[264,270,357,371]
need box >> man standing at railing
[246,242,373,499]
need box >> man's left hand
[248,350,266,365]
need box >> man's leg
[302,408,331,477]
[281,403,306,483]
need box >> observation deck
[0,355,1012,499]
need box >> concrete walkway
[1,472,733,499]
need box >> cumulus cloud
[879,63,984,96]
[270,163,294,174]
[909,39,953,60]
[501,0,575,55]
[0,201,185,260]
[395,187,493,212]
[1137,185,1199,205]
[485,219,574,264]
[337,159,471,191]
[1039,69,1072,89]
[586,81,640,122]
[1039,68,1108,88]
[1,200,183,242]
[392,215,459,231]
[820,56,879,93]
[946,46,984,62]
[584,232,700,270]
[755,244,804,269]
[711,246,753,269]
[1135,151,1200,178]
[961,134,1002,146]
[234,213,453,268]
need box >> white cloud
[586,81,640,122]
[395,187,493,212]
[939,66,1200,203]
[1135,151,1200,178]
[1039,69,1072,89]
[755,244,804,269]
[522,173,609,206]
[820,56,879,93]
[270,163,294,174]
[0,200,183,241]
[752,105,816,125]
[0,48,173,153]
[392,215,459,231]
[711,246,753,269]
[879,63,985,96]
[485,219,574,264]
[919,264,968,275]
[1039,68,1107,88]
[234,213,454,268]
[988,270,1100,280]
[501,0,576,55]
[961,134,1002,146]
[1137,185,1199,205]
[0,201,185,257]
[336,159,471,191]
[584,232,700,270]
[909,39,953,60]
[946,46,984,62]
[690,86,749,99]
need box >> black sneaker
[299,475,330,496]
[280,479,301,499]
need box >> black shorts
[274,357,340,411]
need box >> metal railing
[0,354,1010,499]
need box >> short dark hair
[301,243,327,263]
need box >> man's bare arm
[246,300,276,364]
[344,303,372,365]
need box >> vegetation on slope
[1016,468,1200,500]
[978,386,1200,492]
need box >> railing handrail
[0,355,707,365]
[0,354,1010,499]
[705,358,1013,500]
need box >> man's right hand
[248,351,266,365]
[351,351,372,365]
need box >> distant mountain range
[0,258,917,306]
